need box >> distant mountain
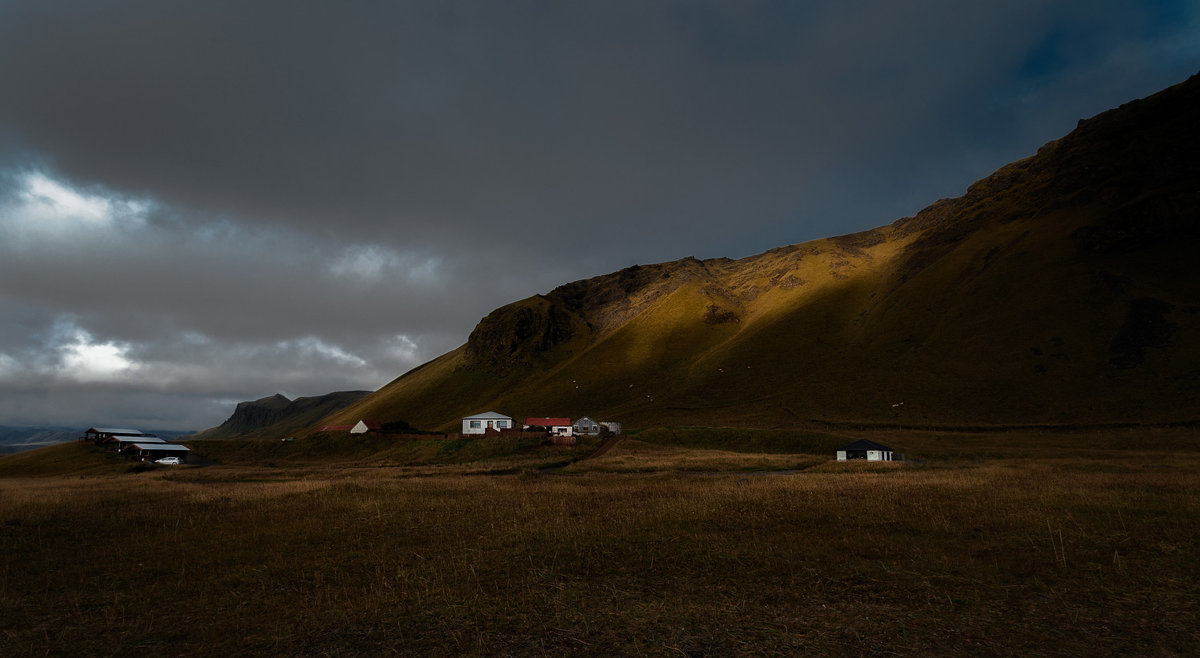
[0,426,194,454]
[317,72,1200,432]
[188,391,371,440]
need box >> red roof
[357,420,383,430]
[524,417,571,427]
[318,425,353,431]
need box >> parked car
[155,456,182,465]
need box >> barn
[836,439,895,462]
[112,435,166,452]
[81,427,150,444]
[128,442,191,463]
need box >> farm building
[836,439,895,461]
[461,412,513,435]
[573,418,622,436]
[350,420,381,434]
[111,435,166,452]
[572,417,600,436]
[127,442,191,463]
[524,418,573,437]
[81,427,150,444]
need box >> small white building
[835,439,895,462]
[461,411,513,435]
[350,420,381,434]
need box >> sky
[1,1,1197,431]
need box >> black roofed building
[112,435,166,452]
[127,443,191,463]
[836,439,895,462]
[81,427,149,444]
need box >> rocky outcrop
[190,390,371,440]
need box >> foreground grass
[1,432,1198,655]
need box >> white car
[155,456,182,465]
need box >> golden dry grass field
[2,429,1198,656]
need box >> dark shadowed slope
[321,72,1200,432]
[189,391,370,440]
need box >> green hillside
[318,73,1200,432]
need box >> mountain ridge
[196,72,1200,437]
[188,390,370,440]
[313,72,1200,433]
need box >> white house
[461,411,513,435]
[835,439,895,462]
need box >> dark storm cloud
[0,1,1195,429]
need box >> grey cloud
[0,1,1195,429]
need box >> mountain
[320,73,1200,432]
[188,391,371,440]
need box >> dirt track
[581,436,623,461]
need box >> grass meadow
[1,428,1198,656]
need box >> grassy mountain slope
[188,391,370,440]
[325,73,1200,432]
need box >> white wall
[462,417,511,435]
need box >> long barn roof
[838,439,894,452]
[115,435,165,444]
[87,427,145,436]
[525,417,571,426]
[463,411,511,420]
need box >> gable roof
[353,420,382,430]
[115,435,165,444]
[463,411,511,420]
[837,439,894,452]
[131,443,190,452]
[86,427,145,436]
[525,417,571,427]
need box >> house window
[470,420,481,429]
[497,420,508,428]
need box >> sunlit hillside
[316,73,1200,433]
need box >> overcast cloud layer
[1,1,1197,430]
